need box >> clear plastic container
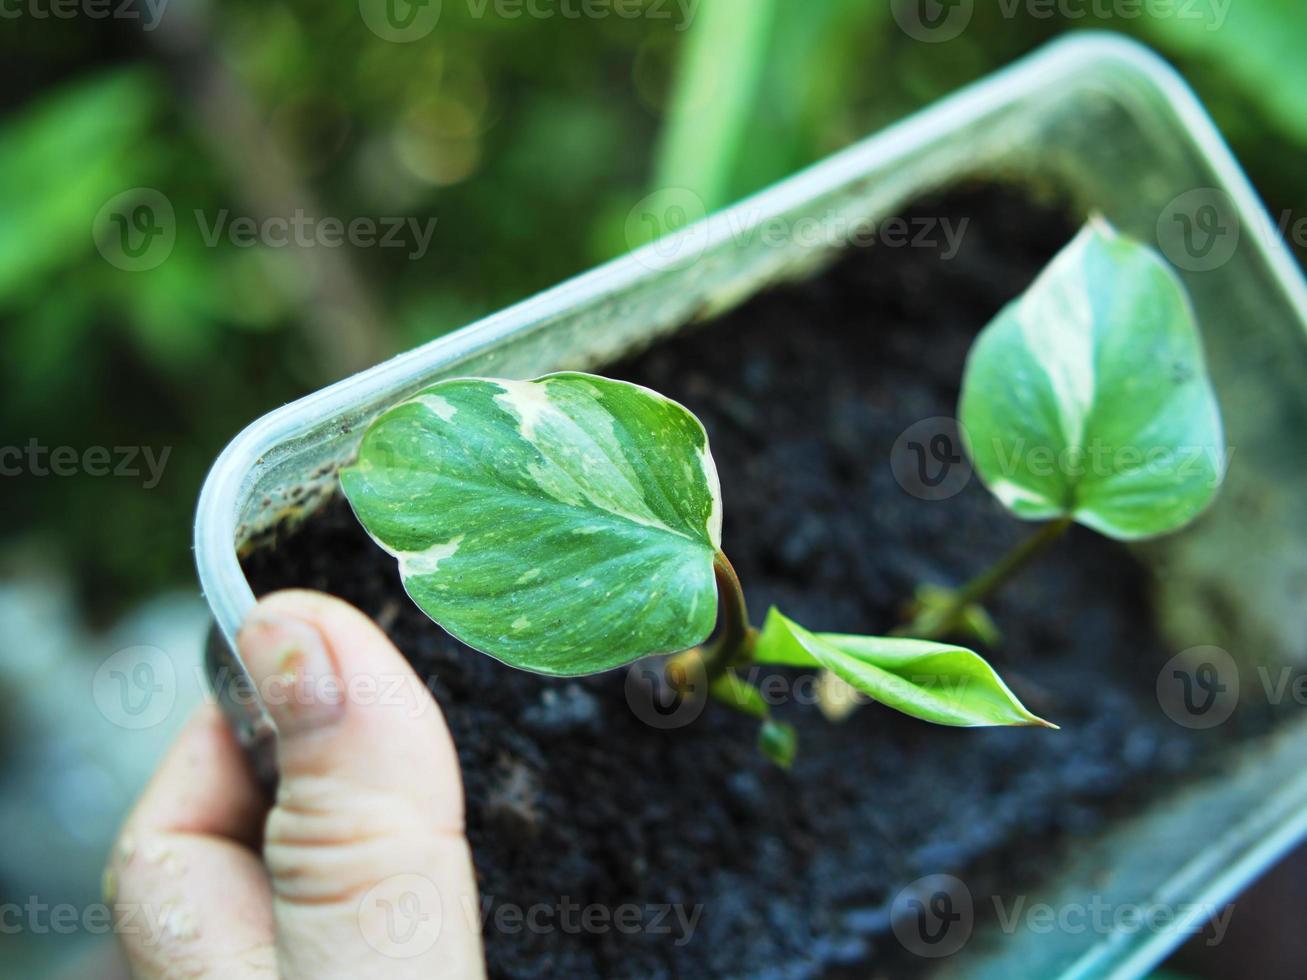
[194,34,1307,977]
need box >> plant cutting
[895,217,1226,646]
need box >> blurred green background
[3,0,1304,619]
[1,0,1304,976]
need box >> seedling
[896,218,1226,645]
[341,374,1053,767]
[337,218,1223,763]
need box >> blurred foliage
[1141,0,1307,145]
[0,0,1303,616]
[654,0,780,208]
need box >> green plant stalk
[896,517,1074,641]
[669,550,757,685]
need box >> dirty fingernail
[239,610,344,734]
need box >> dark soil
[243,184,1268,979]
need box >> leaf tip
[1085,211,1119,240]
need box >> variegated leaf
[959,219,1226,540]
[340,373,722,676]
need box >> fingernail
[239,610,344,735]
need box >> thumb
[238,590,485,980]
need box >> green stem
[897,517,1073,641]
[669,550,757,685]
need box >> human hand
[107,590,486,979]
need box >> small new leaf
[710,671,770,720]
[754,609,1055,729]
[959,219,1225,540]
[340,373,722,676]
[758,720,797,769]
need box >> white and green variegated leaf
[340,372,722,676]
[959,219,1226,541]
[754,609,1054,729]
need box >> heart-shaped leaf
[340,373,722,676]
[754,609,1054,728]
[959,219,1225,541]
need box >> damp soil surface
[243,184,1272,979]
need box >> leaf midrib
[369,464,711,552]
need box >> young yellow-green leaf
[754,609,1055,729]
[340,373,722,676]
[757,720,797,769]
[959,219,1225,541]
[710,671,770,720]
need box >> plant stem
[708,550,756,671]
[896,517,1073,641]
[669,550,757,685]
